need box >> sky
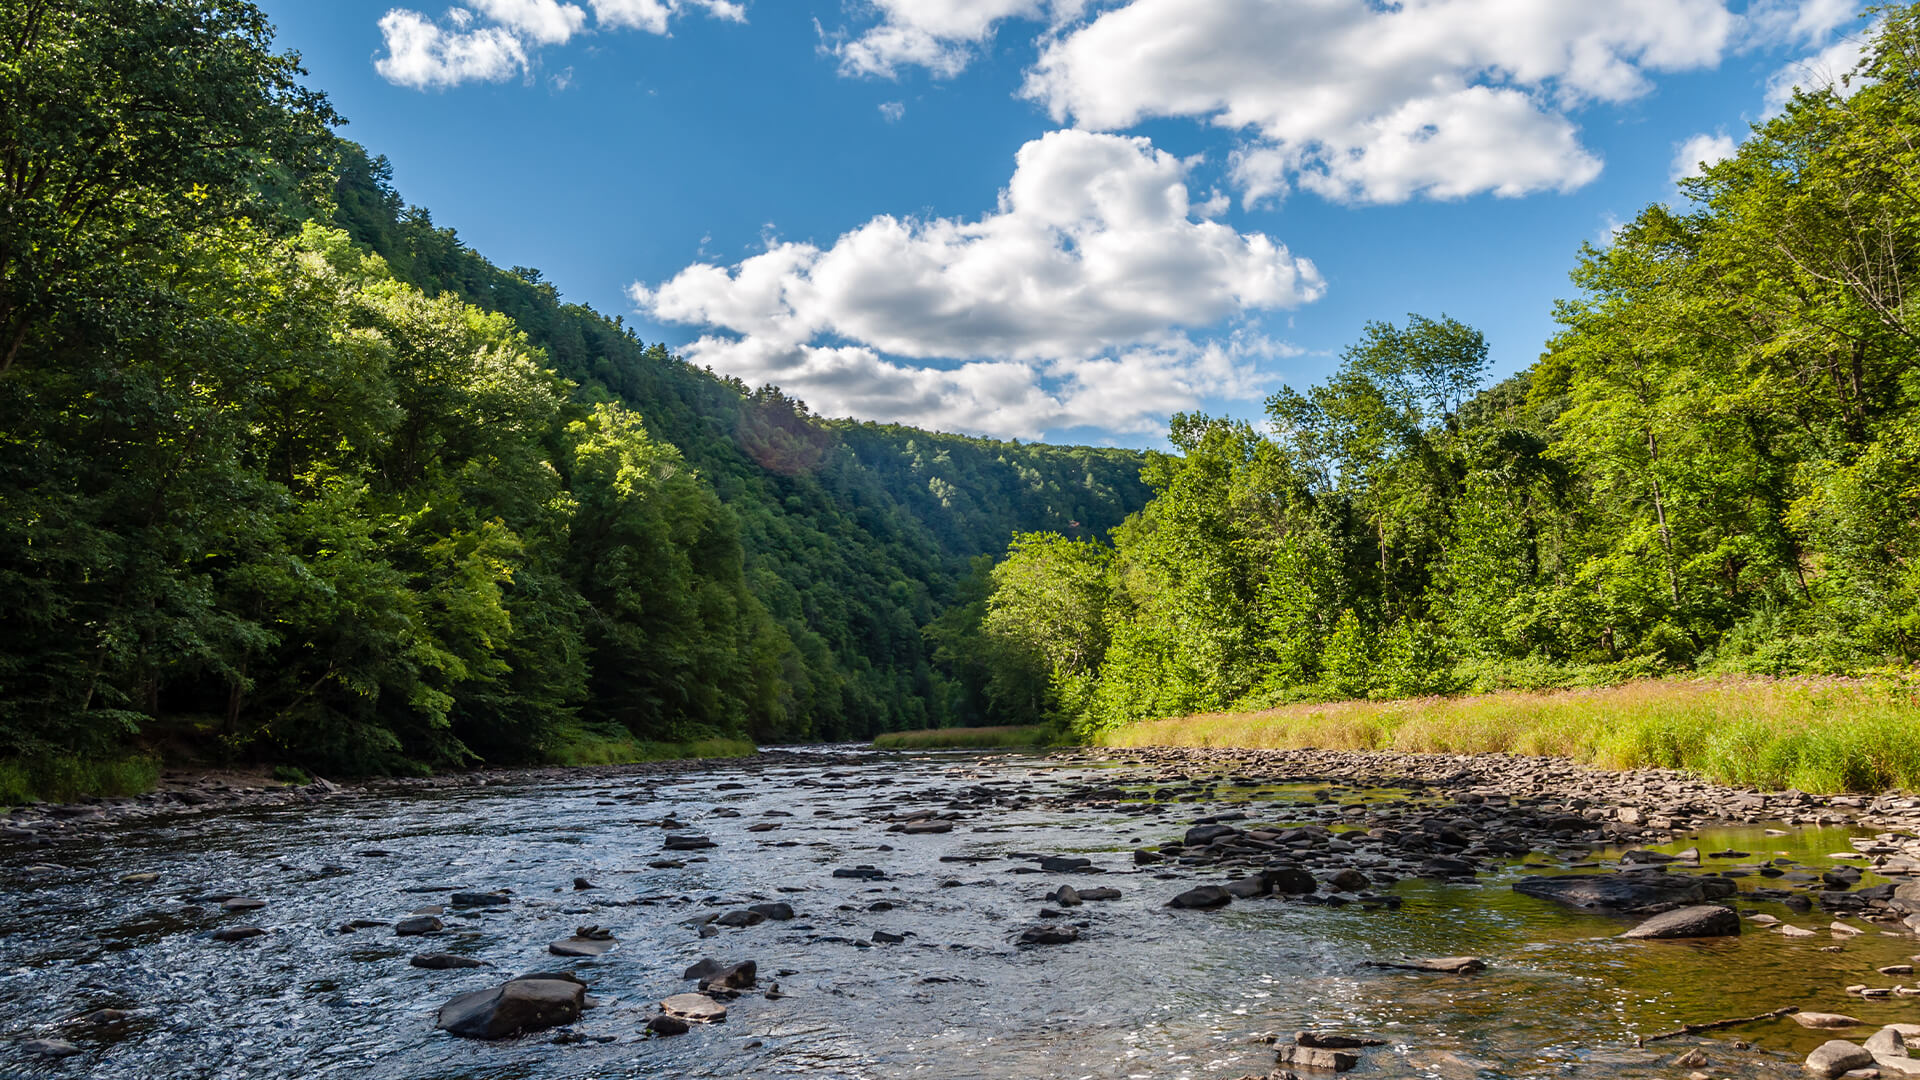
[255,0,1875,447]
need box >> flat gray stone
[1621,905,1741,939]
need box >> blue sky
[257,0,1871,446]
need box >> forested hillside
[971,10,1920,738]
[0,0,1148,783]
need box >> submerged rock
[411,953,489,969]
[1018,924,1079,945]
[1276,1044,1359,1071]
[1621,905,1740,939]
[660,993,727,1024]
[395,915,444,936]
[549,926,616,957]
[1512,872,1726,910]
[437,978,584,1040]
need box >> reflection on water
[0,749,1913,1079]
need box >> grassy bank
[873,725,1054,750]
[0,754,161,805]
[544,723,757,767]
[1095,677,1920,794]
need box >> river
[2,747,1915,1079]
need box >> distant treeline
[964,10,1920,737]
[0,0,1148,776]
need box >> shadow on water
[0,749,1911,1079]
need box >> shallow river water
[2,748,1916,1080]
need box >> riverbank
[0,730,758,807]
[872,724,1053,749]
[1096,676,1920,794]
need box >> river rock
[1051,885,1082,906]
[1298,1033,1387,1049]
[1795,1014,1865,1030]
[437,977,585,1039]
[715,909,765,928]
[1169,885,1232,909]
[1019,924,1079,945]
[412,953,489,969]
[21,1038,80,1058]
[647,1014,690,1037]
[1621,905,1741,939]
[899,819,953,834]
[1038,856,1093,873]
[395,915,444,936]
[1866,1027,1907,1057]
[1276,1044,1359,1071]
[1512,872,1725,910]
[549,927,616,957]
[1186,824,1242,846]
[699,960,758,990]
[664,835,716,850]
[212,926,265,942]
[1368,956,1486,974]
[1806,1040,1875,1078]
[1326,869,1371,892]
[451,891,510,908]
[660,993,727,1023]
[1267,867,1318,895]
[748,902,794,920]
[221,897,267,912]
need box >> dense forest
[964,9,1920,739]
[0,0,1148,779]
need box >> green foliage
[972,9,1920,736]
[0,3,1155,786]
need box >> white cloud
[879,100,906,123]
[631,130,1321,437]
[590,0,744,34]
[670,332,1294,439]
[1743,0,1860,48]
[1670,131,1737,184]
[1023,0,1738,205]
[376,0,743,88]
[470,0,586,44]
[828,0,1074,79]
[1764,32,1871,115]
[375,10,529,89]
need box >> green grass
[873,725,1054,750]
[544,723,757,767]
[0,753,161,805]
[1095,676,1920,794]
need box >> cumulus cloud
[631,130,1320,437]
[1670,131,1737,184]
[590,0,744,34]
[827,0,1075,79]
[375,10,530,89]
[375,0,743,88]
[878,101,906,122]
[1022,0,1737,205]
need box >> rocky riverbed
[8,745,1920,1078]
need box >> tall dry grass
[1094,677,1920,793]
[873,725,1054,750]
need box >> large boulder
[1621,905,1741,939]
[437,977,584,1039]
[1168,885,1232,910]
[1806,1040,1874,1079]
[1512,872,1728,910]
